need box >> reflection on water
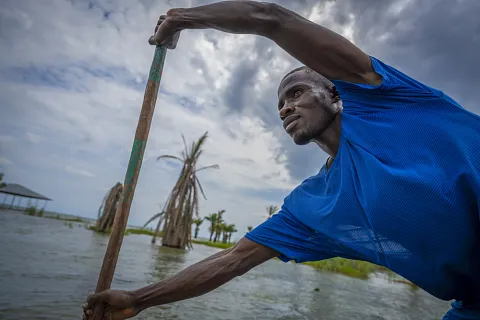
[151,246,188,280]
[0,210,451,319]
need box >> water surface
[0,210,451,319]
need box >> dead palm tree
[154,132,218,249]
[266,205,279,219]
[192,217,204,239]
[96,182,123,232]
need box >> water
[0,210,452,319]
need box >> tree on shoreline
[266,205,278,219]
[205,212,219,241]
[96,182,123,232]
[192,217,204,239]
[154,132,218,249]
[212,210,225,243]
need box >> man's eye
[293,90,302,98]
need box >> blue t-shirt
[246,57,480,303]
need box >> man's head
[277,66,342,145]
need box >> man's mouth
[283,115,300,133]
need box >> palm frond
[181,133,189,157]
[192,177,200,217]
[191,131,208,157]
[143,211,164,228]
[195,164,219,172]
[195,176,208,200]
[157,155,184,162]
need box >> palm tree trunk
[162,164,192,248]
[194,227,199,238]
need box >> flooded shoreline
[0,210,451,319]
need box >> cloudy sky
[1,0,479,239]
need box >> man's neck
[313,111,342,167]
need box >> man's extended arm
[83,238,278,318]
[151,1,381,85]
[132,238,277,310]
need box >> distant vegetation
[204,210,237,244]
[126,228,158,236]
[24,206,45,217]
[0,172,6,190]
[87,225,161,237]
[266,205,278,219]
[192,239,235,249]
[54,216,84,223]
[303,258,386,280]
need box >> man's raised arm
[150,1,381,85]
[83,238,278,319]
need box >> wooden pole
[90,45,167,320]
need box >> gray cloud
[187,0,480,181]
[223,59,259,113]
[342,0,480,112]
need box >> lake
[0,210,452,319]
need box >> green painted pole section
[90,45,167,320]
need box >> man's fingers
[84,291,108,310]
[85,293,99,308]
[151,15,167,45]
[157,15,167,25]
[148,35,157,45]
[82,308,91,320]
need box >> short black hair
[280,66,333,89]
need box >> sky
[1,0,479,240]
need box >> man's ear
[330,85,340,103]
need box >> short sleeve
[330,56,444,116]
[245,209,334,263]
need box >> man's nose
[279,104,295,120]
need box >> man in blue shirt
[83,2,480,319]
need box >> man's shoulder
[332,56,444,116]
[285,170,327,201]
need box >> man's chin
[292,132,311,145]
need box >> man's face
[277,69,338,145]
